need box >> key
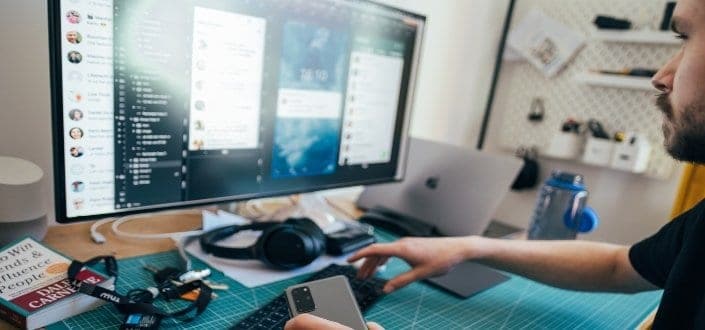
[203,280,229,291]
[143,265,160,273]
[178,269,211,283]
[180,288,218,301]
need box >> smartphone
[285,275,367,330]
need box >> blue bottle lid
[547,171,586,191]
[564,207,600,233]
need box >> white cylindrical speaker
[0,156,47,245]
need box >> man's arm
[470,237,658,293]
[350,236,658,294]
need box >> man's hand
[348,237,472,293]
[284,314,383,330]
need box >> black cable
[127,288,156,304]
[477,0,517,150]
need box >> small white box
[582,137,614,166]
[610,134,652,173]
[544,132,583,160]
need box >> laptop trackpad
[425,261,509,298]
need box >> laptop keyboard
[232,264,387,329]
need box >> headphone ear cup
[257,219,326,269]
[284,218,326,250]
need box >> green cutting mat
[48,231,662,329]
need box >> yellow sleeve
[671,164,705,219]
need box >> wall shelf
[574,72,654,91]
[592,29,680,45]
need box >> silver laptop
[357,138,523,236]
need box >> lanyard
[68,256,212,325]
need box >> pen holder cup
[544,132,584,160]
[610,136,652,173]
[582,137,615,166]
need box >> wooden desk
[43,212,202,260]
[43,195,362,260]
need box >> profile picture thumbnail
[70,164,85,176]
[68,71,83,82]
[68,90,83,103]
[69,127,84,140]
[198,39,208,50]
[194,120,205,131]
[68,51,83,64]
[73,198,84,210]
[192,139,204,150]
[194,100,206,111]
[66,31,82,44]
[194,80,205,91]
[70,146,84,158]
[73,198,85,211]
[69,109,84,121]
[196,60,206,71]
[71,181,85,193]
[66,10,81,24]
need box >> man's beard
[656,94,705,163]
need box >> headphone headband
[199,222,277,259]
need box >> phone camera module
[292,286,316,313]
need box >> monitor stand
[249,193,350,234]
[358,207,437,237]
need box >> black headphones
[199,218,326,270]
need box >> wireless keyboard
[232,264,387,329]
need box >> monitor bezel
[48,0,426,223]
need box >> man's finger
[376,256,389,268]
[383,268,431,293]
[357,256,379,279]
[367,322,385,330]
[348,243,402,263]
[284,314,349,330]
[358,255,390,279]
[365,257,389,278]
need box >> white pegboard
[492,0,680,179]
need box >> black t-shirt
[629,199,705,329]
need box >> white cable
[175,234,200,272]
[323,196,357,220]
[90,217,117,244]
[90,210,203,244]
[110,209,204,240]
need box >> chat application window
[188,7,266,151]
[339,37,405,166]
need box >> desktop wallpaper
[271,21,350,178]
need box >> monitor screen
[49,0,424,222]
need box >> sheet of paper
[189,210,350,288]
[201,210,250,231]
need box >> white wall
[0,1,54,223]
[377,0,509,146]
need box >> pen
[591,68,658,78]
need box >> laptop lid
[357,138,523,236]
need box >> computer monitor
[49,0,425,223]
